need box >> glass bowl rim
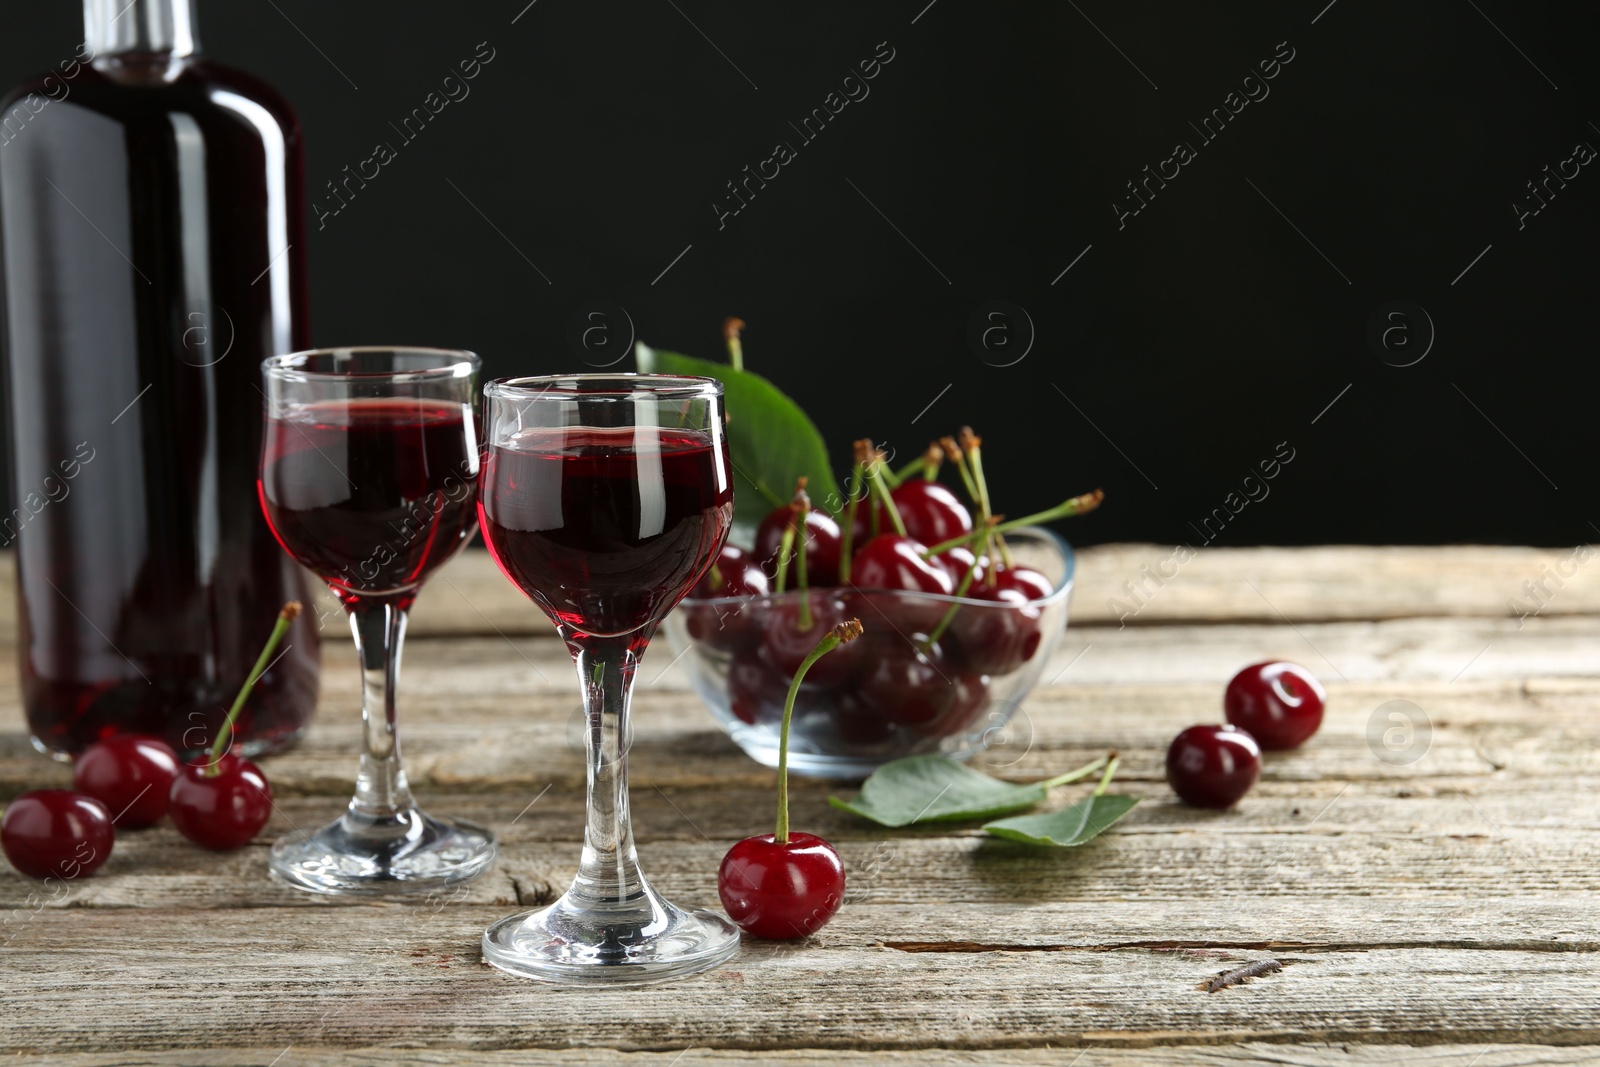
[684,525,1075,611]
[484,373,723,402]
[263,347,479,382]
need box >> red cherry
[760,593,862,688]
[718,831,845,940]
[826,687,897,745]
[727,651,788,725]
[859,634,958,727]
[889,479,972,546]
[988,564,1054,601]
[933,544,988,589]
[945,672,993,735]
[755,506,842,586]
[684,548,768,653]
[168,754,273,851]
[1,790,114,881]
[906,670,992,740]
[1224,661,1326,750]
[950,591,1040,679]
[1166,724,1261,809]
[73,735,180,828]
[849,535,954,596]
[689,543,769,599]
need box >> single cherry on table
[1166,724,1262,809]
[718,620,859,939]
[718,831,847,940]
[1224,660,1326,750]
[1,790,114,880]
[168,753,274,851]
[73,734,181,828]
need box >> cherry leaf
[636,342,842,543]
[828,755,1063,827]
[983,794,1139,847]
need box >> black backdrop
[2,0,1596,547]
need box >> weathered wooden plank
[8,1045,1600,1066]
[0,907,1595,1052]
[0,546,1592,1060]
[3,674,1597,799]
[25,608,1600,716]
[390,543,1600,634]
[3,788,1596,914]
[392,543,1600,634]
[1,612,1596,798]
[6,544,1585,646]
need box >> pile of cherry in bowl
[679,434,1100,760]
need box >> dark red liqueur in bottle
[259,399,480,609]
[479,427,733,641]
[0,0,320,759]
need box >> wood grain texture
[394,542,1600,633]
[0,546,1595,1062]
[5,541,1582,643]
[9,1047,1600,1066]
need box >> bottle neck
[84,0,199,59]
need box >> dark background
[2,0,1595,547]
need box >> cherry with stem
[922,489,1105,557]
[169,601,299,851]
[206,602,300,775]
[864,446,907,538]
[720,620,863,940]
[839,454,866,584]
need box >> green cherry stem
[940,437,980,504]
[866,451,907,537]
[887,454,925,488]
[723,317,745,372]
[776,619,865,843]
[920,521,996,651]
[208,601,300,775]
[956,429,999,584]
[921,489,1106,557]
[1092,752,1121,796]
[960,428,995,525]
[1039,753,1110,791]
[840,459,864,584]
[774,523,796,594]
[794,491,813,631]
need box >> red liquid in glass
[0,59,320,758]
[259,399,480,608]
[478,427,732,640]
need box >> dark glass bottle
[0,0,320,758]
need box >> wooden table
[2,545,1598,1065]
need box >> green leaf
[828,755,1083,827]
[983,794,1139,847]
[635,342,843,542]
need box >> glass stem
[347,602,416,821]
[568,636,649,912]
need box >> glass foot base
[270,808,496,896]
[482,892,741,985]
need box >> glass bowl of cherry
[666,519,1077,780]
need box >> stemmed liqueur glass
[258,348,497,894]
[477,374,739,984]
